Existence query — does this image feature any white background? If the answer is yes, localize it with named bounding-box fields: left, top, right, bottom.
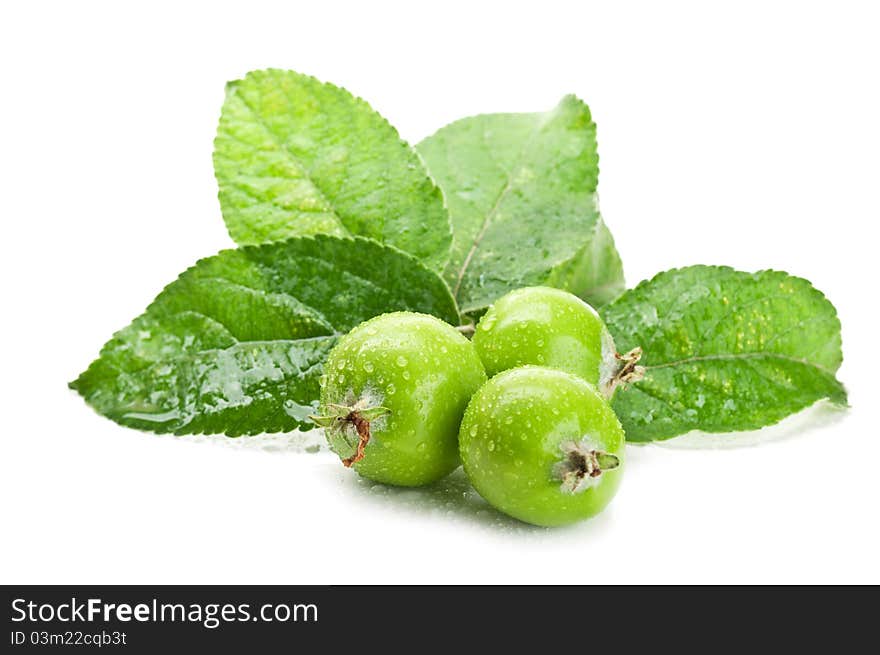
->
left=1, top=1, right=877, bottom=584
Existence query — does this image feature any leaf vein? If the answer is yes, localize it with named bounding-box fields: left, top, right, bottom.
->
left=451, top=118, right=543, bottom=299
left=231, top=90, right=341, bottom=223
left=645, top=351, right=836, bottom=376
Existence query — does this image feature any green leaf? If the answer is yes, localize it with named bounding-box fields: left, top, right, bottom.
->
left=214, top=69, right=452, bottom=271
left=600, top=266, right=846, bottom=442
left=71, top=235, right=459, bottom=436
left=416, top=95, right=625, bottom=314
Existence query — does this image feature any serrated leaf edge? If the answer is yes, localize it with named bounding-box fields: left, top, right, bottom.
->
left=69, top=235, right=461, bottom=436
left=214, top=68, right=453, bottom=271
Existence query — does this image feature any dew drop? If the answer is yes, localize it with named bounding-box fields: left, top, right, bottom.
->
left=396, top=355, right=408, bottom=367
left=363, top=361, right=374, bottom=373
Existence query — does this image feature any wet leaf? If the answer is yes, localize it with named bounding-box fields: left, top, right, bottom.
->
left=214, top=69, right=452, bottom=271
left=71, top=236, right=459, bottom=436
left=417, top=95, right=625, bottom=314
left=601, top=266, right=846, bottom=442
